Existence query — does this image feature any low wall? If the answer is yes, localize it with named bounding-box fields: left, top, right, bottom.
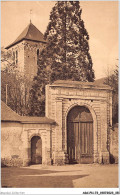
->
left=1, top=121, right=53, bottom=167
left=1, top=122, right=24, bottom=167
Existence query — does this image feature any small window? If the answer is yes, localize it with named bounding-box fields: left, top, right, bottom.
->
left=37, top=49, right=39, bottom=65
left=37, top=49, right=39, bottom=56
left=13, top=51, right=15, bottom=59
left=13, top=51, right=15, bottom=64
left=16, top=50, right=18, bottom=65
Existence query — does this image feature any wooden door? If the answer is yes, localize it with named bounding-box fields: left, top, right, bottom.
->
left=67, top=106, right=93, bottom=164
left=31, top=136, right=42, bottom=164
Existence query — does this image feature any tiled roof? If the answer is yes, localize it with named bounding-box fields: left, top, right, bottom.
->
left=20, top=116, right=55, bottom=124
left=52, top=79, right=112, bottom=90
left=1, top=101, right=21, bottom=122
left=5, top=22, right=47, bottom=49
left=1, top=101, right=55, bottom=124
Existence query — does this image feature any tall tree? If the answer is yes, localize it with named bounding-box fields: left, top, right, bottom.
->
left=29, top=1, right=95, bottom=116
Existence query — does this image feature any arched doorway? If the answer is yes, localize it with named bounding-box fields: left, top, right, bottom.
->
left=67, top=106, right=93, bottom=164
left=31, top=136, right=42, bottom=164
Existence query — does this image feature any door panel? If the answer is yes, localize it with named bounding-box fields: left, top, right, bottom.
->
left=67, top=106, right=93, bottom=164
left=80, top=122, right=93, bottom=163
left=31, top=136, right=42, bottom=164
left=67, top=122, right=75, bottom=163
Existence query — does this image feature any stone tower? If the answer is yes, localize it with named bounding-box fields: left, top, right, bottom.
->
left=5, top=22, right=47, bottom=80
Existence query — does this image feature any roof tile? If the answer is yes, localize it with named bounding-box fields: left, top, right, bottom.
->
left=1, top=101, right=55, bottom=124
left=5, top=22, right=47, bottom=49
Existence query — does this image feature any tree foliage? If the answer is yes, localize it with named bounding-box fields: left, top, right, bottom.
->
left=29, top=1, right=95, bottom=116
left=1, top=47, right=16, bottom=71
left=1, top=70, right=32, bottom=116
left=1, top=48, right=31, bottom=116
left=104, top=65, right=118, bottom=124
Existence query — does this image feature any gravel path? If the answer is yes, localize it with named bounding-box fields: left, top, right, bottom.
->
left=1, top=164, right=118, bottom=188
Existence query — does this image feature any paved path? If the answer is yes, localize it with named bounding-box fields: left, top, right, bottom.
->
left=1, top=164, right=118, bottom=188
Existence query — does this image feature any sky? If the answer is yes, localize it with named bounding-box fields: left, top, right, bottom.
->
left=1, top=1, right=119, bottom=79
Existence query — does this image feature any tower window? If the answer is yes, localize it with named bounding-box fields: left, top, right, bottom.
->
left=37, top=49, right=39, bottom=55
left=37, top=49, right=39, bottom=65
left=16, top=50, right=18, bottom=65
left=13, top=51, right=15, bottom=65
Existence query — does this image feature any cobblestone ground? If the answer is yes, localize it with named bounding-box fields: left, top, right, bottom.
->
left=1, top=164, right=118, bottom=188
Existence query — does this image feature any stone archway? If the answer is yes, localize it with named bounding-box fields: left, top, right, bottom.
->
left=31, top=136, right=42, bottom=164
left=46, top=80, right=112, bottom=164
left=67, top=105, right=93, bottom=164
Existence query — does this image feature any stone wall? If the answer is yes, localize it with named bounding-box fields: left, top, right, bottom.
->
left=8, top=40, right=46, bottom=80
left=1, top=122, right=24, bottom=167
left=1, top=121, right=53, bottom=167
left=8, top=42, right=25, bottom=73
left=110, top=123, right=118, bottom=163
left=24, top=40, right=46, bottom=80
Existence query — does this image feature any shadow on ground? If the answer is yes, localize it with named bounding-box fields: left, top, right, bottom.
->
left=1, top=167, right=88, bottom=188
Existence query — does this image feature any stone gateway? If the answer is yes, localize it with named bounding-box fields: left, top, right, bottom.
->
left=45, top=80, right=112, bottom=165
left=1, top=79, right=117, bottom=167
